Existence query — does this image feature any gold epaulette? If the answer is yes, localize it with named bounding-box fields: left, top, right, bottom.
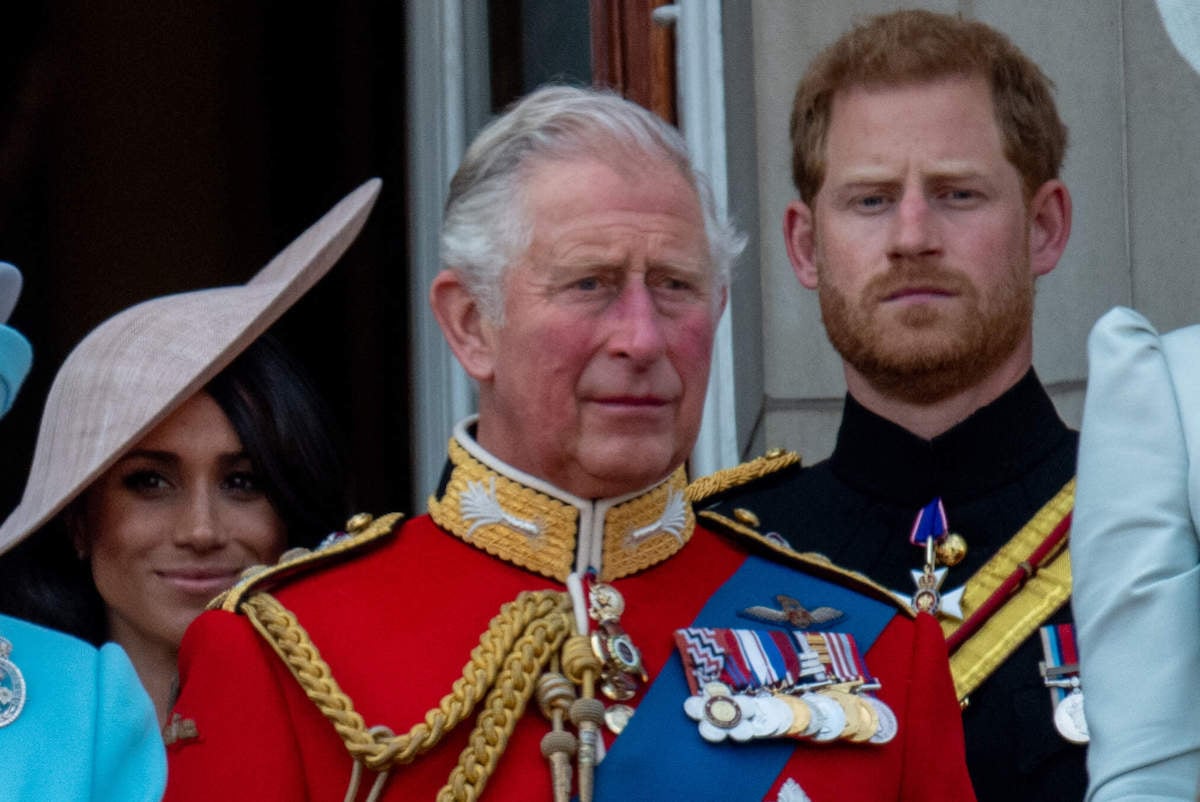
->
left=212, top=512, right=404, bottom=613
left=685, top=448, right=801, bottom=505
left=698, top=509, right=914, bottom=617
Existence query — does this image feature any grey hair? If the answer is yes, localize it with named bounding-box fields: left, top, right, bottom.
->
left=440, top=84, right=745, bottom=321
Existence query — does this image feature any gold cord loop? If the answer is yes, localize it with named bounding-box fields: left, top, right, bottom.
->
left=241, top=589, right=574, bottom=800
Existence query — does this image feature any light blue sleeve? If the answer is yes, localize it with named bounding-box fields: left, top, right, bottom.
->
left=0, top=615, right=164, bottom=802
left=1073, top=306, right=1200, bottom=802
left=92, top=643, right=166, bottom=802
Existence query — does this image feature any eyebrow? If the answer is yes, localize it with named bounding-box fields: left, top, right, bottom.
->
left=116, top=449, right=251, bottom=467
left=835, top=162, right=986, bottom=185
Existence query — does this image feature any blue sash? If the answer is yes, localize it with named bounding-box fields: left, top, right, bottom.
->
left=593, top=554, right=897, bottom=801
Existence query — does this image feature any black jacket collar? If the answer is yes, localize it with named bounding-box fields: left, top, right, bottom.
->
left=828, top=370, right=1072, bottom=507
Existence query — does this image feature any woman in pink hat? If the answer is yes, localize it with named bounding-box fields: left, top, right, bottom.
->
left=0, top=179, right=379, bottom=736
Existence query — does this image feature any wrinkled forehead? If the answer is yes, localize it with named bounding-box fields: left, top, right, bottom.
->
left=513, top=153, right=711, bottom=269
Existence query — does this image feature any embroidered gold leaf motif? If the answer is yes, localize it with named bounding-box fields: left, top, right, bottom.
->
left=461, top=476, right=542, bottom=539
left=626, top=488, right=688, bottom=546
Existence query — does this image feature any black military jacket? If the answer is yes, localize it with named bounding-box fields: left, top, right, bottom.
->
left=698, top=370, right=1084, bottom=802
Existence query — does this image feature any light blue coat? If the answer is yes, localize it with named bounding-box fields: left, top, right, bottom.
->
left=1074, top=307, right=1200, bottom=801
left=0, top=614, right=165, bottom=802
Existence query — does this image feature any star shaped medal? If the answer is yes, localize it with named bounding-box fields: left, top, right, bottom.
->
left=892, top=498, right=967, bottom=619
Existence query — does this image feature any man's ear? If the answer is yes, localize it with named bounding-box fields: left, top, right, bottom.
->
left=783, top=200, right=820, bottom=290
left=429, top=269, right=497, bottom=382
left=1027, top=179, right=1072, bottom=278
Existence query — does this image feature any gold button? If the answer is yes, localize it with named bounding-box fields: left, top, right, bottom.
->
left=733, top=507, right=760, bottom=527
left=345, top=512, right=374, bottom=533
left=764, top=447, right=785, bottom=459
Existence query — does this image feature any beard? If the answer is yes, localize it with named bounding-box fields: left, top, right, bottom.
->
left=818, top=256, right=1033, bottom=405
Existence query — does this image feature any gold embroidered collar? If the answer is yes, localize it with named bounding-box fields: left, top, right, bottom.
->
left=428, top=419, right=694, bottom=582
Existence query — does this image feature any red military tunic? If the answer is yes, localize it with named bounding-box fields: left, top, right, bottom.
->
left=165, top=431, right=975, bottom=802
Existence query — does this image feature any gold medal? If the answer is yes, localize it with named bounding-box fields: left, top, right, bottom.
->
left=775, top=693, right=813, bottom=738
left=849, top=692, right=879, bottom=743
left=588, top=582, right=625, bottom=620
left=824, top=682, right=878, bottom=742
left=820, top=688, right=865, bottom=741
left=704, top=695, right=742, bottom=729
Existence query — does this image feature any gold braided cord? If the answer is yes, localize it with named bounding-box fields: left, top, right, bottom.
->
left=241, top=589, right=573, bottom=781
left=437, top=603, right=574, bottom=802
left=685, top=449, right=801, bottom=504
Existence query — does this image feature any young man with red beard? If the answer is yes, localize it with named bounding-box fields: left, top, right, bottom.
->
left=696, top=10, right=1083, bottom=802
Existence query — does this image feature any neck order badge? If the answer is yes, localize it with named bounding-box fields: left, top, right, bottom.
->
left=897, top=498, right=967, bottom=619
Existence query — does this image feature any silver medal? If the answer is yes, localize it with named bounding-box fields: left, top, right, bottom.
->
left=750, top=694, right=794, bottom=738
left=863, top=696, right=898, bottom=744
left=604, top=703, right=635, bottom=735
left=796, top=694, right=824, bottom=738
left=1053, top=690, right=1089, bottom=745
left=0, top=636, right=27, bottom=728
left=803, top=692, right=846, bottom=743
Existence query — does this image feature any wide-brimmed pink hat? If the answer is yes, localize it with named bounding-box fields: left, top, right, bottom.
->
left=0, top=178, right=381, bottom=556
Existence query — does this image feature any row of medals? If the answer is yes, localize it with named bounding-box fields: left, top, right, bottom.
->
left=586, top=581, right=899, bottom=745
left=685, top=680, right=897, bottom=746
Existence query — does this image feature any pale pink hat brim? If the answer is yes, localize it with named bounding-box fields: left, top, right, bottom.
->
left=0, top=178, right=381, bottom=555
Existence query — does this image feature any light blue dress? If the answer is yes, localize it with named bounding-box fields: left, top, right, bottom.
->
left=0, top=614, right=165, bottom=802
left=1073, top=306, right=1200, bottom=801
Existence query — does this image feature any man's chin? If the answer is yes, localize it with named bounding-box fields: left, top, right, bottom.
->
left=855, top=341, right=1003, bottom=404
left=574, top=440, right=681, bottom=498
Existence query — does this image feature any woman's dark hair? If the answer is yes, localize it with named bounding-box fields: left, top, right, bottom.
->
left=206, top=334, right=350, bottom=550
left=0, top=333, right=350, bottom=645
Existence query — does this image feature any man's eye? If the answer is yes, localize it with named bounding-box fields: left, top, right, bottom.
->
left=657, top=276, right=695, bottom=292
left=575, top=276, right=600, bottom=291
left=854, top=195, right=889, bottom=211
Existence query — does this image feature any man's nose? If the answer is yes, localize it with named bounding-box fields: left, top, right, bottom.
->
left=607, top=282, right=668, bottom=363
left=887, top=190, right=941, bottom=260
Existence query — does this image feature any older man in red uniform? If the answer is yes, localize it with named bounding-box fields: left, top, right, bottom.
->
left=164, top=86, right=975, bottom=802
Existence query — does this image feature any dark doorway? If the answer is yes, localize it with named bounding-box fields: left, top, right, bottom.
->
left=0, top=2, right=410, bottom=518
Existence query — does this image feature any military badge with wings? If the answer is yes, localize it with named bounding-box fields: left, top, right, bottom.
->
left=738, top=595, right=845, bottom=630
